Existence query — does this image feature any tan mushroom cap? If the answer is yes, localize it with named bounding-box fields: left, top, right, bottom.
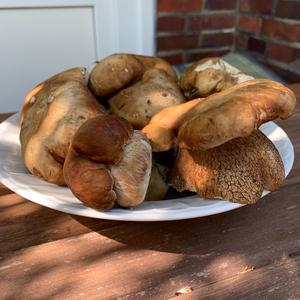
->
left=20, top=67, right=105, bottom=185
left=170, top=130, right=285, bottom=204
left=109, top=68, right=185, bottom=129
left=63, top=115, right=152, bottom=210
left=89, top=53, right=177, bottom=97
left=178, top=79, right=296, bottom=151
left=179, top=57, right=253, bottom=99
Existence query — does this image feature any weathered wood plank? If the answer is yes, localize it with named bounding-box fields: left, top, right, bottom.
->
left=0, top=182, right=13, bottom=196
left=0, top=181, right=300, bottom=300
left=172, top=254, right=300, bottom=300
left=0, top=193, right=122, bottom=255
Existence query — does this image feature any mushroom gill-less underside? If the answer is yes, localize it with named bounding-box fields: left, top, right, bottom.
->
left=170, top=130, right=285, bottom=204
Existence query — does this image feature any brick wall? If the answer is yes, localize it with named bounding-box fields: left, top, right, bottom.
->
left=156, top=0, right=237, bottom=64
left=156, top=0, right=300, bottom=82
left=236, top=0, right=300, bottom=82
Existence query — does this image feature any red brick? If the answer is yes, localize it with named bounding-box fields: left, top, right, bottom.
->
left=262, top=19, right=300, bottom=43
left=240, top=0, right=272, bottom=14
left=235, top=32, right=249, bottom=49
left=185, top=50, right=230, bottom=62
left=238, top=16, right=261, bottom=33
left=276, top=1, right=300, bottom=20
left=158, top=53, right=183, bottom=65
left=240, top=0, right=250, bottom=12
left=268, top=42, right=297, bottom=63
left=188, top=14, right=235, bottom=31
left=157, top=0, right=202, bottom=12
left=252, top=0, right=273, bottom=13
left=205, top=0, right=237, bottom=10
left=248, top=37, right=266, bottom=54
left=157, top=16, right=185, bottom=32
left=157, top=35, right=198, bottom=51
left=201, top=32, right=234, bottom=47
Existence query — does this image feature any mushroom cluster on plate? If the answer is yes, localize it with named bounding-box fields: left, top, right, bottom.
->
left=19, top=54, right=297, bottom=211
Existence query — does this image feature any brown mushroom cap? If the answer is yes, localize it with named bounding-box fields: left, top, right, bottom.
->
left=179, top=57, right=253, bottom=99
left=178, top=79, right=296, bottom=151
left=20, top=68, right=105, bottom=185
left=88, top=53, right=177, bottom=97
left=109, top=68, right=185, bottom=129
left=170, top=130, right=285, bottom=204
left=134, top=54, right=177, bottom=80
left=88, top=54, right=144, bottom=97
left=63, top=115, right=152, bottom=210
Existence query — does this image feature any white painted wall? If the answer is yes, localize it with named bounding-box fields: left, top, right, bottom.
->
left=0, top=0, right=155, bottom=112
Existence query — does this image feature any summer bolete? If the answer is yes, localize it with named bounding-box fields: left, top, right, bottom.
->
left=179, top=57, right=253, bottom=99
left=89, top=53, right=177, bottom=97
left=169, top=79, right=296, bottom=204
left=109, top=68, right=185, bottom=129
left=178, top=79, right=297, bottom=150
left=20, top=68, right=105, bottom=185
left=63, top=115, right=152, bottom=210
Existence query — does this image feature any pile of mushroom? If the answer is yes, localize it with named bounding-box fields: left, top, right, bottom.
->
left=20, top=54, right=297, bottom=210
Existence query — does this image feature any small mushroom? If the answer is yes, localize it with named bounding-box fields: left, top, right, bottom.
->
left=179, top=57, right=254, bottom=99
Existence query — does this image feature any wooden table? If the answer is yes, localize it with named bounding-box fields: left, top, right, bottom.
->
left=0, top=84, right=299, bottom=300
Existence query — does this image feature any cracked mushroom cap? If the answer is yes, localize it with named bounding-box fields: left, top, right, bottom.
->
left=178, top=79, right=296, bottom=151
left=20, top=67, right=106, bottom=185
left=170, top=130, right=285, bottom=204
left=179, top=57, right=254, bottom=99
left=88, top=53, right=177, bottom=97
left=109, top=68, right=185, bottom=129
left=63, top=115, right=152, bottom=210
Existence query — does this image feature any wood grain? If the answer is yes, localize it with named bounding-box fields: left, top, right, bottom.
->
left=0, top=84, right=299, bottom=299
left=173, top=254, right=300, bottom=300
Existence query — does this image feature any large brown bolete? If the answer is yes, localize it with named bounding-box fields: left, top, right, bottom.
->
left=63, top=115, right=152, bottom=210
left=178, top=79, right=296, bottom=150
left=169, top=79, right=296, bottom=204
left=89, top=53, right=177, bottom=97
left=109, top=68, right=185, bottom=129
left=20, top=68, right=105, bottom=185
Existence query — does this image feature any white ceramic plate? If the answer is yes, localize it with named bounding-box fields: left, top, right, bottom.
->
left=0, top=114, right=294, bottom=221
